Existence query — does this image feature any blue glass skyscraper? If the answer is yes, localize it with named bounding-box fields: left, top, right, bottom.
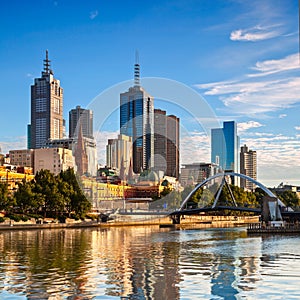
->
left=211, top=121, right=239, bottom=172
left=120, top=61, right=154, bottom=174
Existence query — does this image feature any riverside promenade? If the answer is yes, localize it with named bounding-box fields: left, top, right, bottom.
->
left=0, top=215, right=259, bottom=230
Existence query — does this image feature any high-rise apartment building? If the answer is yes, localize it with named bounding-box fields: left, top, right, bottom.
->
left=240, top=144, right=257, bottom=191
left=211, top=121, right=239, bottom=173
left=69, top=105, right=93, bottom=139
left=120, top=61, right=154, bottom=173
left=30, top=51, right=64, bottom=149
left=153, top=109, right=180, bottom=179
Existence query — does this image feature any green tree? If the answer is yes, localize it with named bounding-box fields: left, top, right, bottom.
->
left=14, top=179, right=40, bottom=214
left=0, top=182, right=15, bottom=212
left=34, top=169, right=64, bottom=217
left=278, top=190, right=299, bottom=208
left=58, top=168, right=91, bottom=218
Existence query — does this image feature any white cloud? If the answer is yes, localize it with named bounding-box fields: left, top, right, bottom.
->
left=196, top=53, right=300, bottom=115
left=295, top=126, right=300, bottom=131
left=240, top=131, right=300, bottom=186
left=249, top=53, right=300, bottom=77
left=230, top=25, right=281, bottom=42
left=237, top=121, right=264, bottom=134
left=89, top=10, right=98, bottom=20
left=0, top=136, right=27, bottom=154
left=180, top=132, right=210, bottom=165
left=279, top=114, right=287, bottom=119
left=94, top=130, right=118, bottom=165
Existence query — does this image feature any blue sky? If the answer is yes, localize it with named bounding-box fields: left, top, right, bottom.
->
left=0, top=0, right=299, bottom=187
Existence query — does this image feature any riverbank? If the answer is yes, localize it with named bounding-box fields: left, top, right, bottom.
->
left=0, top=215, right=259, bottom=230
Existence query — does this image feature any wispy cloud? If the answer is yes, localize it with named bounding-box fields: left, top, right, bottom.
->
left=0, top=136, right=27, bottom=154
left=240, top=131, right=300, bottom=185
left=230, top=24, right=281, bottom=42
left=249, top=53, right=300, bottom=77
left=89, top=10, right=98, bottom=20
left=196, top=53, right=300, bottom=115
left=94, top=130, right=118, bottom=165
left=180, top=132, right=210, bottom=164
left=279, top=114, right=287, bottom=119
left=295, top=126, right=300, bottom=131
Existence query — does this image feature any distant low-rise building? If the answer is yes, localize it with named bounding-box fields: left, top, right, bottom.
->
left=34, top=148, right=74, bottom=175
left=9, top=149, right=34, bottom=168
left=180, top=162, right=219, bottom=186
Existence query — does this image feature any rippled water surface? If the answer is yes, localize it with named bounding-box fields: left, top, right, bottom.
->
left=0, top=226, right=299, bottom=299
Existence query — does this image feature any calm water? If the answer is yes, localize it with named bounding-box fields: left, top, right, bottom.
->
left=0, top=226, right=299, bottom=299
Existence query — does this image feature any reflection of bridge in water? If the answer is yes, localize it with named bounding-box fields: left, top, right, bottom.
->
left=169, top=172, right=295, bottom=224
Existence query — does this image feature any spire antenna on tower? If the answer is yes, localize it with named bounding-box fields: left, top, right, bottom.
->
left=134, top=50, right=140, bottom=87
left=43, top=49, right=51, bottom=74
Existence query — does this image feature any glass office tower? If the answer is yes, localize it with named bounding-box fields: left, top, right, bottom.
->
left=120, top=62, right=154, bottom=174
left=211, top=121, right=239, bottom=173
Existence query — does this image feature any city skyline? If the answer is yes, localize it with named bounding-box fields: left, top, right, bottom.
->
left=0, top=0, right=299, bottom=187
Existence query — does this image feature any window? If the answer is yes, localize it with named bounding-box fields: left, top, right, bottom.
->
left=53, top=98, right=60, bottom=114
left=36, top=98, right=47, bottom=112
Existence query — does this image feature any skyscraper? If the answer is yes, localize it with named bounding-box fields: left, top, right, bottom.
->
left=120, top=59, right=154, bottom=174
left=240, top=144, right=257, bottom=191
left=166, top=114, right=180, bottom=179
left=153, top=109, right=180, bottom=179
left=211, top=121, right=239, bottom=173
left=30, top=50, right=63, bottom=149
left=69, top=105, right=93, bottom=139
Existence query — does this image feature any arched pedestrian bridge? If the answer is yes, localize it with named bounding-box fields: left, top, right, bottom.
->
left=169, top=172, right=286, bottom=224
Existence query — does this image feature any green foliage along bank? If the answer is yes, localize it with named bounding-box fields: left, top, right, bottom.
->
left=0, top=168, right=91, bottom=220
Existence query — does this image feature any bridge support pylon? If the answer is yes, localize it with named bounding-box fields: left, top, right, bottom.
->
left=171, top=214, right=181, bottom=224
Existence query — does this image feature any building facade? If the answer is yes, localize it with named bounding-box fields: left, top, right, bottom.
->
left=30, top=51, right=64, bottom=149
left=69, top=105, right=93, bottom=139
left=180, top=162, right=219, bottom=186
left=153, top=109, right=180, bottom=179
left=120, top=62, right=154, bottom=173
left=166, top=114, right=180, bottom=179
left=9, top=149, right=34, bottom=168
left=45, top=136, right=97, bottom=176
left=106, top=134, right=132, bottom=178
left=240, top=144, right=257, bottom=191
left=34, top=148, right=74, bottom=175
left=211, top=121, right=239, bottom=173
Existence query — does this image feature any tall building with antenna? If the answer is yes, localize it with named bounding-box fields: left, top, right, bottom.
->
left=120, top=53, right=154, bottom=174
left=30, top=50, right=64, bottom=149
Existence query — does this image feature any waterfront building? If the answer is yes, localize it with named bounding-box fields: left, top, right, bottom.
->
left=34, top=147, right=74, bottom=175
left=106, top=134, right=132, bottom=178
left=120, top=60, right=154, bottom=173
left=30, top=50, right=64, bottom=149
left=0, top=167, right=34, bottom=191
left=45, top=136, right=97, bottom=176
left=153, top=109, right=180, bottom=179
left=9, top=149, right=34, bottom=168
left=180, top=162, right=219, bottom=186
left=211, top=121, right=239, bottom=173
left=69, top=105, right=93, bottom=139
left=240, top=144, right=257, bottom=191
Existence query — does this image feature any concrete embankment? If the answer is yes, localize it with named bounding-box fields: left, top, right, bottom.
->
left=0, top=215, right=259, bottom=230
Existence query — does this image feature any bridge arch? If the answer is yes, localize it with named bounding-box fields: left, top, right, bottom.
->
left=179, top=172, right=285, bottom=211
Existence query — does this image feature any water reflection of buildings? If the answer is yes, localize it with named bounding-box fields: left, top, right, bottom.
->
left=0, top=228, right=267, bottom=299
left=208, top=233, right=262, bottom=298
left=90, top=227, right=181, bottom=299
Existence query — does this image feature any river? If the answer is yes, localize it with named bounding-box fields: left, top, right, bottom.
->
left=0, top=226, right=299, bottom=299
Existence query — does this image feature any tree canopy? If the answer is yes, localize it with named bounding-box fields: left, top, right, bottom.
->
left=11, top=168, right=91, bottom=219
